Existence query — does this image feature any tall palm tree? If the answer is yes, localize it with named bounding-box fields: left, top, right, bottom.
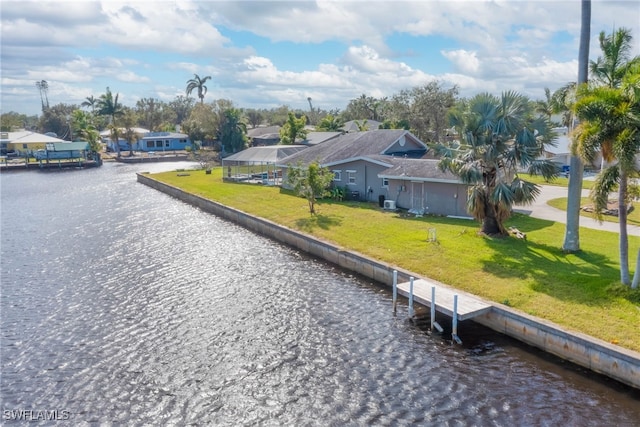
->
left=186, top=74, right=212, bottom=104
left=81, top=96, right=98, bottom=113
left=97, top=87, right=125, bottom=157
left=573, top=27, right=640, bottom=286
left=562, top=0, right=590, bottom=253
left=435, top=91, right=558, bottom=236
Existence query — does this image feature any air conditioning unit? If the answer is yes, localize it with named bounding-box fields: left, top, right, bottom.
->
left=383, top=200, right=396, bottom=210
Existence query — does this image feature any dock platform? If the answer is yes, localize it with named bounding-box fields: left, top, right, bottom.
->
left=396, top=278, right=491, bottom=321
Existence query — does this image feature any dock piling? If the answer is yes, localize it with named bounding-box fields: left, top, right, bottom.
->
left=408, top=276, right=415, bottom=318
left=452, top=294, right=462, bottom=344
left=431, top=286, right=443, bottom=333
left=392, top=270, right=398, bottom=314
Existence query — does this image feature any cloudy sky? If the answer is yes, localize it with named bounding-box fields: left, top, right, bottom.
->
left=1, top=0, right=639, bottom=117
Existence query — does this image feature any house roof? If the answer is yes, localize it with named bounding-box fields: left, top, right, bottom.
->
left=6, top=131, right=66, bottom=144
left=546, top=126, right=571, bottom=155
left=222, top=145, right=308, bottom=164
left=302, top=131, right=342, bottom=145
left=277, top=129, right=426, bottom=167
left=342, top=119, right=382, bottom=132
left=141, top=132, right=188, bottom=140
left=99, top=127, right=149, bottom=137
left=247, top=126, right=281, bottom=138
left=377, top=157, right=461, bottom=183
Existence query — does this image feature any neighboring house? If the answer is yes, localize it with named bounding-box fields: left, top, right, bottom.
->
left=5, top=131, right=66, bottom=155
left=248, top=126, right=281, bottom=146
left=138, top=132, right=192, bottom=152
left=541, top=127, right=572, bottom=169
left=341, top=119, right=382, bottom=133
left=101, top=127, right=150, bottom=152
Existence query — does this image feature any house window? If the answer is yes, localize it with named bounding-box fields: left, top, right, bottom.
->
left=333, top=170, right=342, bottom=181
left=155, top=141, right=163, bottom=148
left=165, top=140, right=170, bottom=147
left=347, top=170, right=356, bottom=185
left=382, top=178, right=389, bottom=188
left=146, top=141, right=154, bottom=148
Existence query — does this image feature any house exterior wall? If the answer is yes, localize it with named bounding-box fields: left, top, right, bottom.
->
left=385, top=179, right=469, bottom=217
left=138, top=136, right=192, bottom=152
left=330, top=160, right=388, bottom=202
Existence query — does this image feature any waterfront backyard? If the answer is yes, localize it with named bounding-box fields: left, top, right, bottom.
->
left=150, top=168, right=640, bottom=353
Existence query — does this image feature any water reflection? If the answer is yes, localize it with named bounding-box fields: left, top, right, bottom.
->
left=1, top=162, right=638, bottom=425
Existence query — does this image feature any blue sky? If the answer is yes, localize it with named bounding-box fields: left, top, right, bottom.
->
left=1, top=0, right=639, bottom=117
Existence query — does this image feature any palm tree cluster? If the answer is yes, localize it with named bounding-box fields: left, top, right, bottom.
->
left=572, top=28, right=640, bottom=287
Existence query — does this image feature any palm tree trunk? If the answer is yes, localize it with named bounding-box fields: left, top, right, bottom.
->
left=631, top=248, right=640, bottom=289
left=619, top=172, right=630, bottom=285
left=562, top=0, right=591, bottom=253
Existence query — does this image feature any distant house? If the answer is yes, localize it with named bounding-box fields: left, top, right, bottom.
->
left=301, top=131, right=343, bottom=145
left=248, top=126, right=281, bottom=146
left=5, top=131, right=66, bottom=155
left=341, top=119, right=382, bottom=133
left=138, top=132, right=192, bottom=152
left=101, top=127, right=150, bottom=152
left=33, top=141, right=91, bottom=161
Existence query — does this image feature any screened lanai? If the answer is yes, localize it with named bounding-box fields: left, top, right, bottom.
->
left=221, top=145, right=308, bottom=185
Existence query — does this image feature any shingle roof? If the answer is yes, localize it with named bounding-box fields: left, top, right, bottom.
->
left=378, top=157, right=460, bottom=182
left=223, top=145, right=307, bottom=164
left=278, top=129, right=424, bottom=167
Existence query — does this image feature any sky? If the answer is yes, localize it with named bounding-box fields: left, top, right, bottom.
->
left=1, top=0, right=639, bottom=117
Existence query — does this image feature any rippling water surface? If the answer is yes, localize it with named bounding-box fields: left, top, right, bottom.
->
left=1, top=162, right=639, bottom=426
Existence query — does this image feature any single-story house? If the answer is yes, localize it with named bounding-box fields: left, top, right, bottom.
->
left=138, top=132, right=192, bottom=152
left=5, top=131, right=67, bottom=155
left=101, top=127, right=150, bottom=152
left=248, top=126, right=281, bottom=146
left=276, top=130, right=467, bottom=216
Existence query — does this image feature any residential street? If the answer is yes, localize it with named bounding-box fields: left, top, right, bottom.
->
left=513, top=185, right=640, bottom=237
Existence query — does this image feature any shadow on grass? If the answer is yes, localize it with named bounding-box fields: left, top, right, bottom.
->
left=295, top=214, right=343, bottom=232
left=480, top=237, right=620, bottom=306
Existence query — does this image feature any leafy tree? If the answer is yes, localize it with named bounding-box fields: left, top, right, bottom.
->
left=218, top=108, right=248, bottom=153
left=286, top=161, right=335, bottom=214
left=37, top=103, right=77, bottom=138
left=135, top=98, right=164, bottom=131
left=1, top=112, right=37, bottom=131
left=435, top=92, right=558, bottom=236
left=97, top=87, right=125, bottom=157
left=405, top=82, right=459, bottom=142
left=120, top=108, right=141, bottom=156
left=315, top=114, right=344, bottom=131
left=168, top=95, right=195, bottom=126
left=186, top=74, right=211, bottom=104
left=573, top=31, right=640, bottom=286
left=245, top=108, right=264, bottom=128
left=380, top=118, right=411, bottom=130
left=70, top=109, right=101, bottom=152
left=182, top=103, right=217, bottom=149
left=280, top=112, right=308, bottom=144
left=563, top=0, right=591, bottom=253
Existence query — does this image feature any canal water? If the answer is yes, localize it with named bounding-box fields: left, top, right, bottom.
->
left=1, top=162, right=639, bottom=426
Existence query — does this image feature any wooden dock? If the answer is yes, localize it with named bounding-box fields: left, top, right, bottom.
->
left=393, top=273, right=492, bottom=343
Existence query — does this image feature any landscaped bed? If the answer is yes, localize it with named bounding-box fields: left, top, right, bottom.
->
left=151, top=167, right=640, bottom=353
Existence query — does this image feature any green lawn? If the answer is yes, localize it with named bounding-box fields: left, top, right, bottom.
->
left=519, top=172, right=595, bottom=190
left=149, top=167, right=640, bottom=352
left=548, top=197, right=640, bottom=227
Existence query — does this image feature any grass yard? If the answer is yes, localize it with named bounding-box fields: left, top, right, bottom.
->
left=518, top=172, right=595, bottom=190
left=547, top=197, right=640, bottom=227
left=150, top=167, right=640, bottom=352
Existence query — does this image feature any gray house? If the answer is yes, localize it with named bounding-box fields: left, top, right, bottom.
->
left=278, top=129, right=469, bottom=216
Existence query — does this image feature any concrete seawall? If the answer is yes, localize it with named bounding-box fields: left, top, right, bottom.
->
left=137, top=173, right=640, bottom=390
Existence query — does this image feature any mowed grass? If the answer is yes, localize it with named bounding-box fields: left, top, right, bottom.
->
left=150, top=167, right=640, bottom=352
left=518, top=172, right=595, bottom=190
left=548, top=197, right=640, bottom=227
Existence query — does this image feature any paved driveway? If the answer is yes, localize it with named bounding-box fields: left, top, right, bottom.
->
left=513, top=185, right=640, bottom=237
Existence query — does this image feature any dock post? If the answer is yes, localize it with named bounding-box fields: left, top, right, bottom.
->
left=431, top=286, right=436, bottom=329
left=452, top=294, right=462, bottom=344
left=408, top=276, right=414, bottom=318
left=431, top=286, right=443, bottom=333
left=392, top=270, right=398, bottom=313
